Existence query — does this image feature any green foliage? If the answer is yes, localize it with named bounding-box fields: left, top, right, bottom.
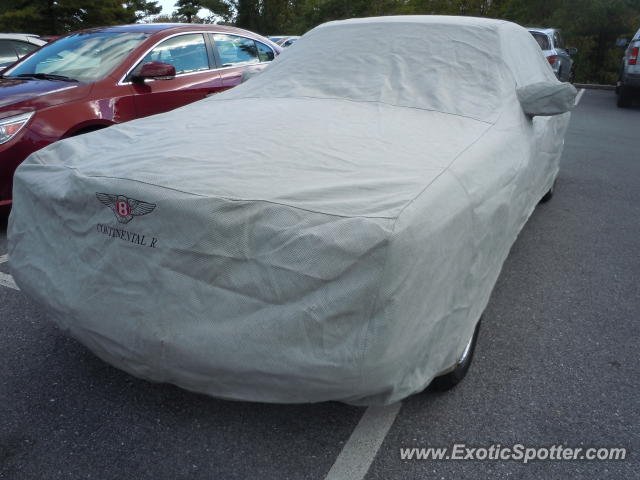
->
left=125, top=0, right=162, bottom=22
left=1, top=0, right=639, bottom=82
left=175, top=0, right=200, bottom=22
left=200, top=0, right=234, bottom=21
left=164, top=0, right=233, bottom=23
left=0, top=0, right=161, bottom=34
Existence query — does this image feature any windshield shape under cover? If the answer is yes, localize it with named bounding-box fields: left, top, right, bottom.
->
left=225, top=19, right=513, bottom=123
left=7, top=32, right=149, bottom=83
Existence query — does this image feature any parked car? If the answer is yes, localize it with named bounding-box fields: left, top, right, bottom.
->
left=268, top=35, right=287, bottom=43
left=528, top=28, right=577, bottom=82
left=276, top=36, right=300, bottom=47
left=9, top=16, right=575, bottom=406
left=0, top=23, right=281, bottom=207
left=616, top=27, right=640, bottom=107
left=0, top=33, right=47, bottom=69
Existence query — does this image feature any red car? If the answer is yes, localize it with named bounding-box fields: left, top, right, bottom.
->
left=0, top=24, right=281, bottom=207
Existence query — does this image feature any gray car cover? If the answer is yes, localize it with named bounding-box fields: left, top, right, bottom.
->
left=517, top=81, right=577, bottom=116
left=8, top=16, right=574, bottom=405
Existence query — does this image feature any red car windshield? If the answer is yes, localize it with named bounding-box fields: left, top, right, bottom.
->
left=5, top=32, right=149, bottom=83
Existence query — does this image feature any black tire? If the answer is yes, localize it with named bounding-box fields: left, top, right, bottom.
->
left=431, top=318, right=481, bottom=391
left=617, top=86, right=632, bottom=108
left=0, top=206, right=9, bottom=231
left=539, top=180, right=556, bottom=203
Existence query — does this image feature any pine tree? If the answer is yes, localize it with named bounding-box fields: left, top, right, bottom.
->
left=125, top=0, right=162, bottom=22
left=175, top=0, right=200, bottom=22
left=0, top=0, right=161, bottom=34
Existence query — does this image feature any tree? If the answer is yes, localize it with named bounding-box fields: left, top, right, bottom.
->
left=201, top=0, right=234, bottom=21
left=150, top=13, right=184, bottom=22
left=548, top=0, right=640, bottom=83
left=0, top=0, right=161, bottom=34
left=234, top=0, right=261, bottom=31
left=173, top=0, right=233, bottom=23
left=175, top=0, right=200, bottom=22
left=124, top=0, right=162, bottom=22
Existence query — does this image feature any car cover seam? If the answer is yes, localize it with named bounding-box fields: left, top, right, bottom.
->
left=210, top=95, right=495, bottom=125
left=390, top=120, right=497, bottom=224
left=50, top=166, right=401, bottom=220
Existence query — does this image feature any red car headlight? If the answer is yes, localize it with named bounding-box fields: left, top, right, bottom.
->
left=0, top=112, right=34, bottom=145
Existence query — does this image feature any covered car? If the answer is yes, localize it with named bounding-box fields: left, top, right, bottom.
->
left=8, top=16, right=576, bottom=406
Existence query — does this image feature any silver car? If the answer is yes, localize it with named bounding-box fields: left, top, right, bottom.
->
left=616, top=27, right=640, bottom=107
left=267, top=35, right=287, bottom=44
left=0, top=33, right=47, bottom=69
left=529, top=28, right=577, bottom=82
left=276, top=36, right=300, bottom=47
left=268, top=35, right=300, bottom=48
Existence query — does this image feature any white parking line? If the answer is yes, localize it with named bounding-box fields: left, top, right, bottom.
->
left=575, top=88, right=585, bottom=106
left=0, top=272, right=19, bottom=290
left=324, top=403, right=401, bottom=480
left=0, top=253, right=19, bottom=290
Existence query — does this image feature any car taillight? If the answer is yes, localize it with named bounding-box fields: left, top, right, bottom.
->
left=547, top=55, right=558, bottom=66
left=629, top=46, right=639, bottom=65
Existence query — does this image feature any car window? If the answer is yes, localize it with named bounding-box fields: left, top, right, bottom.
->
left=553, top=32, right=564, bottom=49
left=11, top=40, right=39, bottom=58
left=0, top=40, right=18, bottom=67
left=135, top=33, right=209, bottom=76
left=213, top=34, right=259, bottom=67
left=5, top=32, right=149, bottom=82
left=530, top=33, right=550, bottom=50
left=283, top=38, right=297, bottom=47
left=256, top=41, right=274, bottom=62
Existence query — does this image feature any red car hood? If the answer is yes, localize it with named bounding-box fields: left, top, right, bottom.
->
left=0, top=77, right=91, bottom=117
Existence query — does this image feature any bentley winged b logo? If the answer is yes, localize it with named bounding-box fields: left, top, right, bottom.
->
left=96, top=193, right=156, bottom=224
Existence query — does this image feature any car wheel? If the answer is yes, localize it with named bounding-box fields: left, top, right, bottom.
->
left=617, top=86, right=632, bottom=108
left=431, top=318, right=481, bottom=391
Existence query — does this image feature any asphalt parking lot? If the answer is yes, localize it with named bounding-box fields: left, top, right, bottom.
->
left=1, top=89, right=639, bottom=479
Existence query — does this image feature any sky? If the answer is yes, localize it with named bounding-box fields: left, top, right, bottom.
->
left=154, top=0, right=213, bottom=19
left=157, top=0, right=176, bottom=15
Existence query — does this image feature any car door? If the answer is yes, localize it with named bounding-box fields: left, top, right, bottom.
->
left=210, top=34, right=275, bottom=90
left=553, top=31, right=572, bottom=82
left=530, top=114, right=563, bottom=193
left=127, top=33, right=223, bottom=118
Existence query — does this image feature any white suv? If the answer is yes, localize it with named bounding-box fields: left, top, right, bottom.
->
left=0, top=33, right=47, bottom=69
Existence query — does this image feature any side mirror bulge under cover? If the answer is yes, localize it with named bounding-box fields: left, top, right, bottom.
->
left=517, top=81, right=577, bottom=116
